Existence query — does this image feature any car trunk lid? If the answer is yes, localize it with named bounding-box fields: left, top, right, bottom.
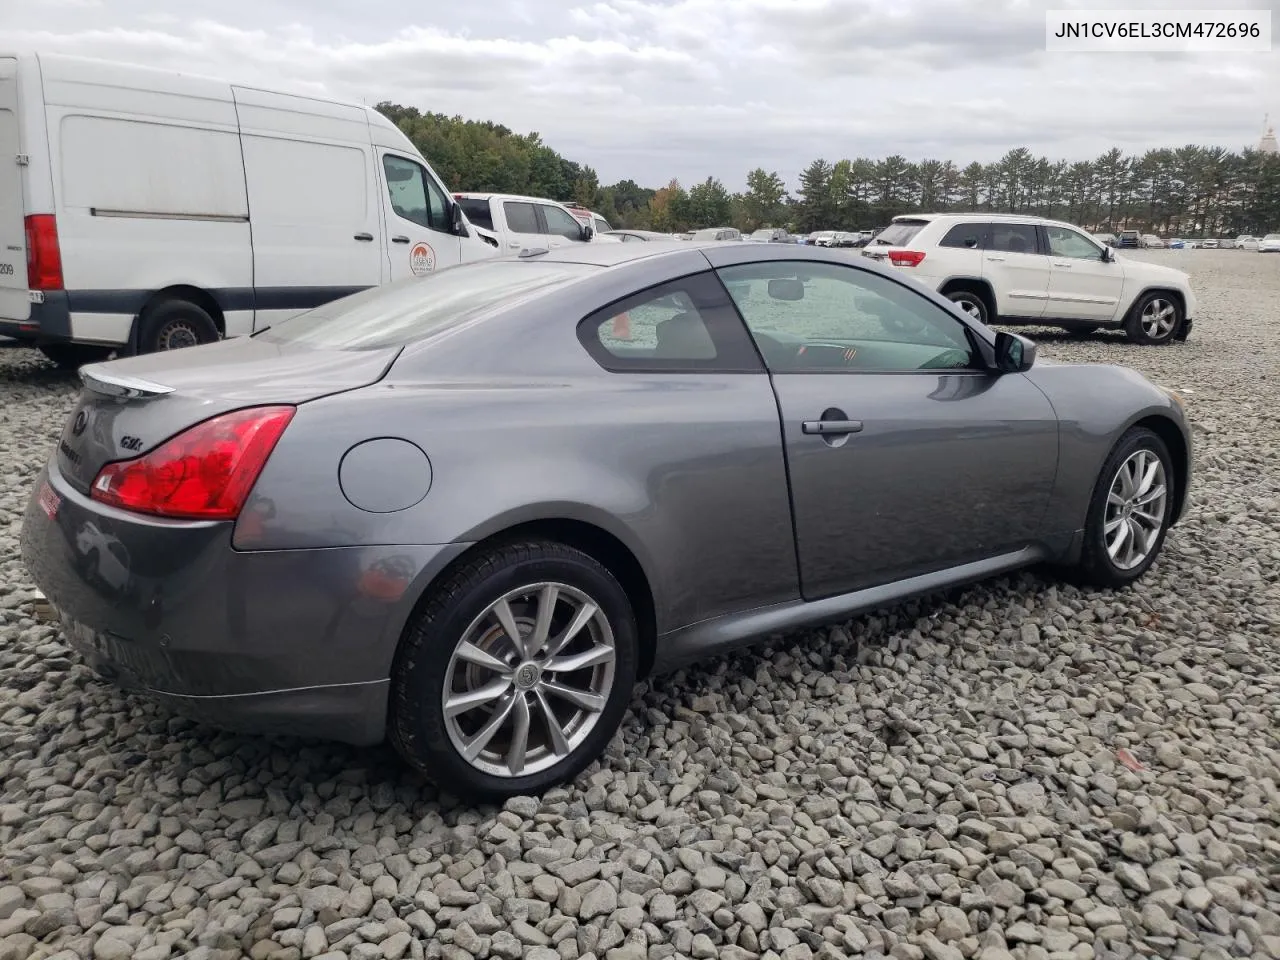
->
left=55, top=336, right=400, bottom=495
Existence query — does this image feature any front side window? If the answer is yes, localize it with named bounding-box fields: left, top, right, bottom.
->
left=989, top=223, right=1039, bottom=255
left=541, top=204, right=586, bottom=241
left=577, top=273, right=761, bottom=372
left=383, top=155, right=448, bottom=232
left=504, top=201, right=540, bottom=234
left=717, top=261, right=978, bottom=373
left=1046, top=225, right=1103, bottom=260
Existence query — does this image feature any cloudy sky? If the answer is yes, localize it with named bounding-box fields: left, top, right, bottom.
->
left=6, top=0, right=1278, bottom=190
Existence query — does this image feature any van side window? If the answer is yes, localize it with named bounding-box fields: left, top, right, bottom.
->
left=383, top=155, right=449, bottom=233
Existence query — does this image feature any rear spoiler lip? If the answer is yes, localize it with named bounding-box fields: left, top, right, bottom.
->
left=79, top=365, right=175, bottom=399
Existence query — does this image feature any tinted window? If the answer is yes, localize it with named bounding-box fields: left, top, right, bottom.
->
left=457, top=197, right=494, bottom=231
left=872, top=220, right=929, bottom=246
left=1046, top=225, right=1103, bottom=260
left=593, top=216, right=612, bottom=232
left=989, top=223, right=1038, bottom=254
left=541, top=204, right=585, bottom=240
left=383, top=155, right=448, bottom=232
left=504, top=201, right=539, bottom=233
left=717, top=261, right=977, bottom=373
left=577, top=273, right=762, bottom=373
left=257, top=261, right=590, bottom=350
left=939, top=223, right=986, bottom=249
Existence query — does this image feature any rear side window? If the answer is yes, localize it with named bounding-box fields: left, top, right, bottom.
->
left=989, top=223, right=1039, bottom=254
left=873, top=219, right=929, bottom=246
left=577, top=272, right=762, bottom=373
left=457, top=198, right=494, bottom=231
left=939, top=223, right=987, bottom=249
left=257, top=260, right=591, bottom=350
left=504, top=201, right=539, bottom=233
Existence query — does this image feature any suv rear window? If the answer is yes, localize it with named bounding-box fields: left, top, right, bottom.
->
left=256, top=260, right=591, bottom=350
left=456, top=198, right=494, bottom=231
left=939, top=223, right=986, bottom=249
left=1119, top=230, right=1140, bottom=239
left=871, top=219, right=928, bottom=246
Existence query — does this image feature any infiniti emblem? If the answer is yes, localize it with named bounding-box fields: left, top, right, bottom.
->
left=72, top=410, right=88, bottom=436
left=514, top=663, right=540, bottom=689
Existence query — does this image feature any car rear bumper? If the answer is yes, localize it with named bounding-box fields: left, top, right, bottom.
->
left=20, top=461, right=469, bottom=746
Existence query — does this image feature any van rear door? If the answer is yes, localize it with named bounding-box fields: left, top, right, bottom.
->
left=0, top=57, right=29, bottom=323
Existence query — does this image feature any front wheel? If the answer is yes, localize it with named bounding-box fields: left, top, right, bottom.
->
left=1125, top=293, right=1182, bottom=345
left=1076, top=427, right=1175, bottom=588
left=389, top=541, right=638, bottom=802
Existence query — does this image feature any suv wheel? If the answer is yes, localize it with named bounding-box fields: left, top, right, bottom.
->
left=1125, top=292, right=1182, bottom=345
left=946, top=290, right=989, bottom=324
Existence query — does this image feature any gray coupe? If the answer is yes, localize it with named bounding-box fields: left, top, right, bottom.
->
left=21, top=241, right=1192, bottom=801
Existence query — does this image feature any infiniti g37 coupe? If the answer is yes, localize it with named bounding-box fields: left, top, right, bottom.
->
left=21, top=241, right=1192, bottom=801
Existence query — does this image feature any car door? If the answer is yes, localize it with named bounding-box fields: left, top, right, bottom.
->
left=1041, top=224, right=1125, bottom=321
left=377, top=152, right=463, bottom=281
left=707, top=247, right=1060, bottom=601
left=537, top=203, right=589, bottom=247
left=982, top=222, right=1049, bottom=319
left=499, top=200, right=543, bottom=253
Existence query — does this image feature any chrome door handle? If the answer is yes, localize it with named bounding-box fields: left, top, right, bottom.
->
left=802, top=419, right=863, bottom=436
left=1052, top=261, right=1072, bottom=267
left=507, top=241, right=522, bottom=248
left=985, top=256, right=1005, bottom=262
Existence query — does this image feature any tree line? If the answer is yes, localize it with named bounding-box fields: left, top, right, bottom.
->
left=377, top=102, right=1280, bottom=237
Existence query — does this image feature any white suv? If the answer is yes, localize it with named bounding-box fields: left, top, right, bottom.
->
left=863, top=214, right=1197, bottom=344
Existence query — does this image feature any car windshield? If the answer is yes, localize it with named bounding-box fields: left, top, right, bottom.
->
left=255, top=260, right=592, bottom=350
left=872, top=220, right=928, bottom=246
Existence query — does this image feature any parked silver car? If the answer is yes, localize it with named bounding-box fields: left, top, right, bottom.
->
left=22, top=242, right=1192, bottom=800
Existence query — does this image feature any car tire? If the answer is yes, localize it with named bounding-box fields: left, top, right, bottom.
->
left=389, top=540, right=638, bottom=802
left=946, top=289, right=989, bottom=324
left=138, top=299, right=220, bottom=354
left=1124, top=292, right=1182, bottom=345
left=1075, top=427, right=1175, bottom=589
left=39, top=344, right=115, bottom=369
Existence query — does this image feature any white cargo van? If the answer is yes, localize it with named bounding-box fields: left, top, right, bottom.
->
left=453, top=192, right=621, bottom=254
left=0, top=52, right=494, bottom=366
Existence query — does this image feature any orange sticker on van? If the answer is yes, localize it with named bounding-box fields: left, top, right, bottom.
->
left=410, top=242, right=436, bottom=276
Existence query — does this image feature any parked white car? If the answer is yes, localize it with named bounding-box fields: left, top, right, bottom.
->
left=1236, top=235, right=1261, bottom=251
left=689, top=227, right=742, bottom=241
left=0, top=51, right=495, bottom=366
left=453, top=193, right=620, bottom=254
left=863, top=213, right=1197, bottom=344
left=562, top=202, right=615, bottom=236
left=1141, top=234, right=1166, bottom=248
left=1260, top=234, right=1280, bottom=253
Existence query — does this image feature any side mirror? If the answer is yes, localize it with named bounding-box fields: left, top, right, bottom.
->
left=1101, top=245, right=1113, bottom=262
left=449, top=202, right=468, bottom=237
left=993, top=331, right=1036, bottom=373
left=768, top=278, right=805, bottom=301
left=581, top=224, right=594, bottom=242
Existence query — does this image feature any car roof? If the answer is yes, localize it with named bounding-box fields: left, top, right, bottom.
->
left=455, top=192, right=574, bottom=205
left=893, top=212, right=1109, bottom=232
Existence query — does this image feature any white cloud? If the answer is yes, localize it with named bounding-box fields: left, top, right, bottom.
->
left=3, top=0, right=1276, bottom=189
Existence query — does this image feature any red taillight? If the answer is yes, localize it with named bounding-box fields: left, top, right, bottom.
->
left=25, top=215, right=64, bottom=290
left=888, top=250, right=926, bottom=267
left=90, top=406, right=295, bottom=520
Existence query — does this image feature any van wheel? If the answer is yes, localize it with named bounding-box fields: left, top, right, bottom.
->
left=138, top=299, right=220, bottom=354
left=39, top=344, right=115, bottom=370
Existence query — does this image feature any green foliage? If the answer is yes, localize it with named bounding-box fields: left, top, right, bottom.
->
left=376, top=102, right=1280, bottom=235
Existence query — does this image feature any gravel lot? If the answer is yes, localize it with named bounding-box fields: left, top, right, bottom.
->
left=1, top=250, right=1278, bottom=960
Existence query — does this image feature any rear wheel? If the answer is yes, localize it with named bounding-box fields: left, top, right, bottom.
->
left=946, top=289, right=989, bottom=324
left=390, top=540, right=638, bottom=802
left=138, top=299, right=220, bottom=354
left=1124, top=293, right=1182, bottom=345
left=1076, top=427, right=1175, bottom=588
left=39, top=344, right=115, bottom=369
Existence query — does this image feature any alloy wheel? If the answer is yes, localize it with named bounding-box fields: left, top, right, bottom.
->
left=1103, top=449, right=1168, bottom=570
left=1139, top=298, right=1178, bottom=340
left=442, top=582, right=616, bottom=778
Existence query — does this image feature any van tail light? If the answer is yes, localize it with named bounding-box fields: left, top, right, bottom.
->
left=888, top=250, right=926, bottom=267
left=90, top=406, right=295, bottom=520
left=25, top=215, right=64, bottom=290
